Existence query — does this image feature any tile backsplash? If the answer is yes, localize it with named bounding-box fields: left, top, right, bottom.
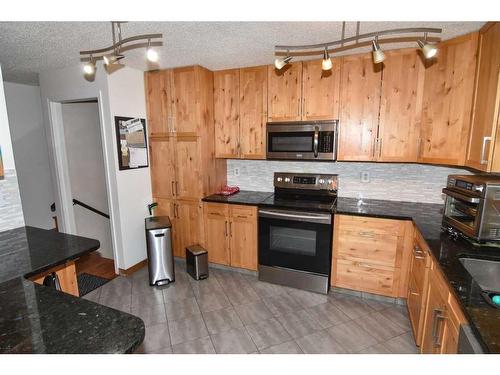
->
left=0, top=169, right=25, bottom=231
left=227, top=160, right=472, bottom=204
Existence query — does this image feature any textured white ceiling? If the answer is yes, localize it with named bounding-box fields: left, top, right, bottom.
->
left=0, top=21, right=484, bottom=85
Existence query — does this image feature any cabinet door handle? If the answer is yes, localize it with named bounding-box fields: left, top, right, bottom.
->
left=413, top=246, right=426, bottom=259
left=171, top=181, right=176, bottom=196
left=432, top=308, right=446, bottom=348
left=358, top=230, right=375, bottom=237
left=480, top=136, right=492, bottom=165
left=224, top=221, right=228, bottom=237
left=229, top=221, right=233, bottom=237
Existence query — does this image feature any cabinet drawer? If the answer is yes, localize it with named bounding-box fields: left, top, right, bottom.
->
left=336, top=230, right=399, bottom=267
left=205, top=203, right=229, bottom=218
left=336, top=215, right=404, bottom=236
left=230, top=205, right=257, bottom=219
left=334, top=259, right=396, bottom=297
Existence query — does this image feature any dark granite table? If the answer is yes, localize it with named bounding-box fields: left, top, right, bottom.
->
left=0, top=226, right=145, bottom=354
left=203, top=191, right=500, bottom=353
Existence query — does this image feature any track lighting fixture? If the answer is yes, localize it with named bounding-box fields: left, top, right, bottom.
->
left=372, top=37, right=385, bottom=64
left=80, top=22, right=163, bottom=76
left=274, top=24, right=442, bottom=67
left=417, top=34, right=438, bottom=59
left=274, top=52, right=292, bottom=70
left=322, top=47, right=332, bottom=71
left=103, top=53, right=125, bottom=66
left=83, top=57, right=96, bottom=76
left=146, top=39, right=159, bottom=62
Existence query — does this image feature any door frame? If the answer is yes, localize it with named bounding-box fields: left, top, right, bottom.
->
left=46, top=92, right=120, bottom=273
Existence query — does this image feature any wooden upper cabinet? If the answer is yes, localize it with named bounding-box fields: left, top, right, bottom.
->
left=302, top=58, right=341, bottom=120
left=145, top=70, right=168, bottom=135
left=174, top=136, right=203, bottom=200
left=466, top=23, right=500, bottom=171
left=378, top=49, right=425, bottom=162
left=239, top=66, right=267, bottom=159
left=420, top=32, right=479, bottom=165
left=149, top=137, right=176, bottom=199
left=171, top=66, right=199, bottom=134
left=338, top=53, right=382, bottom=161
left=267, top=62, right=303, bottom=121
left=214, top=69, right=240, bottom=158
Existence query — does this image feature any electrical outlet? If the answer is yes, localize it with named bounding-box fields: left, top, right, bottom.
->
left=361, top=171, right=370, bottom=183
left=234, top=167, right=240, bottom=177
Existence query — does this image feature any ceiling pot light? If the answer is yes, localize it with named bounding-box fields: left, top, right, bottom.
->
left=146, top=39, right=159, bottom=62
left=274, top=54, right=292, bottom=70
left=322, top=48, right=332, bottom=71
left=418, top=39, right=438, bottom=59
left=83, top=58, right=96, bottom=75
left=372, top=38, right=385, bottom=64
left=103, top=53, right=124, bottom=66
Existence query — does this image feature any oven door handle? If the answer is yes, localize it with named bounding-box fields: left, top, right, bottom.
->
left=313, top=126, right=319, bottom=158
left=259, top=209, right=331, bottom=224
left=442, top=188, right=481, bottom=204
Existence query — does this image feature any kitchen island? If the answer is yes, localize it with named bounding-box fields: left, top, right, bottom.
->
left=0, top=226, right=145, bottom=354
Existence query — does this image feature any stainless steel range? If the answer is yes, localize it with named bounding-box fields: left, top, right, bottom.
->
left=258, top=172, right=337, bottom=294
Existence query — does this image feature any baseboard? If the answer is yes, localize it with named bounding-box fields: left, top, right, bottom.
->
left=119, top=259, right=148, bottom=276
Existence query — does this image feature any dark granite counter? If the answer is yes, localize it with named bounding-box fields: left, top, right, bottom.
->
left=202, top=190, right=273, bottom=206
left=0, top=226, right=145, bottom=354
left=202, top=191, right=500, bottom=353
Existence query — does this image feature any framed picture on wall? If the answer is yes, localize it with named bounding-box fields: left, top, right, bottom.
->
left=114, top=116, right=149, bottom=171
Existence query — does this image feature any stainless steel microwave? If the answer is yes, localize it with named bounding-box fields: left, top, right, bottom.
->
left=266, top=120, right=338, bottom=161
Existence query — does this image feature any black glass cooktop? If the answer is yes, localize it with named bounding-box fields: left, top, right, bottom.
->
left=260, top=194, right=337, bottom=213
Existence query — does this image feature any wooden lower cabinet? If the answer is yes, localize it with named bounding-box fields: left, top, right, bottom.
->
left=155, top=198, right=203, bottom=258
left=204, top=203, right=257, bottom=271
left=419, top=251, right=468, bottom=354
left=30, top=261, right=79, bottom=297
left=331, top=214, right=411, bottom=298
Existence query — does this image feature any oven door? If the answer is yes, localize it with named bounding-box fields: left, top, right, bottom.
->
left=442, top=188, right=483, bottom=238
left=258, top=208, right=332, bottom=275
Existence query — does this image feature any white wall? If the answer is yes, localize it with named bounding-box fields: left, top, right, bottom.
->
left=0, top=65, right=25, bottom=231
left=62, top=102, right=114, bottom=259
left=3, top=82, right=54, bottom=229
left=107, top=67, right=152, bottom=269
left=39, top=64, right=151, bottom=271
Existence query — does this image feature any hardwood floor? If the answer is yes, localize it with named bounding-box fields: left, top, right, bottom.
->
left=76, top=252, right=117, bottom=280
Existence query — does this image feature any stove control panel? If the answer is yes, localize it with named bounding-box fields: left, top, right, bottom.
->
left=274, top=172, right=338, bottom=191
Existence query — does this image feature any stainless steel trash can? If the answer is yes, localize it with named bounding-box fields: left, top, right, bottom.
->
left=145, top=216, right=175, bottom=286
left=186, top=245, right=208, bottom=280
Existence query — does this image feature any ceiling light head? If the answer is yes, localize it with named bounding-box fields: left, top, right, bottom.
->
left=417, top=39, right=438, bottom=59
left=146, top=39, right=159, bottom=63
left=274, top=53, right=292, bottom=70
left=83, top=57, right=96, bottom=76
left=372, top=38, right=385, bottom=64
left=103, top=53, right=124, bottom=66
left=322, top=48, right=332, bottom=71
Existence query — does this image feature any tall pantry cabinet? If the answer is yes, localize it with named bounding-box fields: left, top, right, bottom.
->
left=145, top=65, right=226, bottom=257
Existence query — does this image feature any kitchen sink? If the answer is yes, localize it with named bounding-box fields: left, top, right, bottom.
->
left=459, top=257, right=500, bottom=292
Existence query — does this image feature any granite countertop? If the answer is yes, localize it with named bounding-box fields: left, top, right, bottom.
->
left=0, top=226, right=145, bottom=354
left=203, top=191, right=500, bottom=353
left=202, top=190, right=274, bottom=206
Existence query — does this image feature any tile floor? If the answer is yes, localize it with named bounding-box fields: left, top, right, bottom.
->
left=83, top=265, right=418, bottom=354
